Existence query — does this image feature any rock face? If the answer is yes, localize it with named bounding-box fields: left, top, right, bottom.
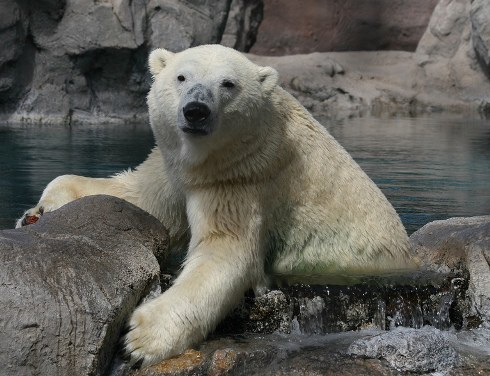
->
left=348, top=327, right=459, bottom=373
left=250, top=0, right=490, bottom=120
left=251, top=0, right=439, bottom=55
left=0, top=195, right=169, bottom=376
left=0, top=0, right=262, bottom=125
left=3, top=0, right=490, bottom=123
left=471, top=0, right=490, bottom=75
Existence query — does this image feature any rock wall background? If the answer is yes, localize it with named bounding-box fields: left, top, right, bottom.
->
left=251, top=0, right=439, bottom=55
left=1, top=0, right=490, bottom=123
left=0, top=0, right=262, bottom=124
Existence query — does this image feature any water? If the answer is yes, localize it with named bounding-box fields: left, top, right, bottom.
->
left=322, top=116, right=490, bottom=233
left=0, top=116, right=489, bottom=231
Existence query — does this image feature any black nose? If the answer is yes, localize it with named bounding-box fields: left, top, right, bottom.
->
left=183, top=102, right=211, bottom=124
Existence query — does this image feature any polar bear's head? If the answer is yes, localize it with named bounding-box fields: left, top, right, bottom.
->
left=147, top=45, right=279, bottom=165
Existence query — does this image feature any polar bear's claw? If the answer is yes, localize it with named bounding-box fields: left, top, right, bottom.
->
left=17, top=206, right=44, bottom=228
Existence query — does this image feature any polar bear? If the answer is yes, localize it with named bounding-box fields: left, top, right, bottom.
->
left=17, top=44, right=416, bottom=366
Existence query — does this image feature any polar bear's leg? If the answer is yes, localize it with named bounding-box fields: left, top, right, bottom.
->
left=125, top=188, right=263, bottom=366
left=125, top=236, right=260, bottom=366
left=16, top=174, right=126, bottom=228
left=16, top=148, right=187, bottom=237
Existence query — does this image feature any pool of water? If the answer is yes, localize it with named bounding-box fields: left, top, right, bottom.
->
left=1, top=116, right=489, bottom=233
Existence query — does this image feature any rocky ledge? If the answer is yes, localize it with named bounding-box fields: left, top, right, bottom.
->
left=1, top=195, right=489, bottom=375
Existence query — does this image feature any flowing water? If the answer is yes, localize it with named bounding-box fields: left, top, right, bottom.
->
left=0, top=116, right=489, bottom=231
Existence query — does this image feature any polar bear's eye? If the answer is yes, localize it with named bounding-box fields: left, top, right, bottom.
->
left=177, top=75, right=186, bottom=82
left=221, top=80, right=235, bottom=89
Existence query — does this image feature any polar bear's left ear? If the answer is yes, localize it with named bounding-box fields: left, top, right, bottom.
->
left=258, top=66, right=279, bottom=94
left=149, top=48, right=175, bottom=77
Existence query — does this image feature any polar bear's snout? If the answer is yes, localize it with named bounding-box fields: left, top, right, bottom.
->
left=179, top=84, right=215, bottom=136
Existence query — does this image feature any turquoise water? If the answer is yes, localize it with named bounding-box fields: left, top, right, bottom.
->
left=1, top=117, right=489, bottom=233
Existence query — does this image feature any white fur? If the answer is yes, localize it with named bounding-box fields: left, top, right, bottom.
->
left=17, top=45, right=417, bottom=366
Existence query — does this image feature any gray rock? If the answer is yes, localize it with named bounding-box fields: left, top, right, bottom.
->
left=0, top=195, right=169, bottom=376
left=249, top=0, right=490, bottom=120
left=411, top=216, right=490, bottom=327
left=471, top=0, right=490, bottom=75
left=221, top=0, right=263, bottom=52
left=146, top=0, right=231, bottom=52
left=0, top=0, right=263, bottom=125
left=0, top=0, right=29, bottom=107
left=347, top=327, right=459, bottom=373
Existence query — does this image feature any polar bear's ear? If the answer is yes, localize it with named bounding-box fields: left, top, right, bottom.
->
left=258, top=66, right=279, bottom=94
left=149, top=48, right=175, bottom=76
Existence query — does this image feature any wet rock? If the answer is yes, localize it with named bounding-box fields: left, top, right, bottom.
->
left=411, top=216, right=490, bottom=328
left=0, top=195, right=169, bottom=376
left=348, top=327, right=459, bottom=373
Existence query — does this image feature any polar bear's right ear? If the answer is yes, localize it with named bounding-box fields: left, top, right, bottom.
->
left=149, top=48, right=175, bottom=76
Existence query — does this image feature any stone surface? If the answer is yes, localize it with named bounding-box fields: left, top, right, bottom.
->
left=348, top=327, right=459, bottom=373
left=4, top=0, right=490, bottom=123
left=221, top=0, right=263, bottom=52
left=411, top=216, right=490, bottom=327
left=0, top=195, right=169, bottom=376
left=251, top=0, right=439, bottom=56
left=127, top=328, right=490, bottom=376
left=471, top=0, right=490, bottom=75
left=249, top=0, right=490, bottom=120
left=0, top=0, right=262, bottom=125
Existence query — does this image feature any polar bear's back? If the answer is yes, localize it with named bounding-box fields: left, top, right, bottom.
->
left=265, top=89, right=414, bottom=279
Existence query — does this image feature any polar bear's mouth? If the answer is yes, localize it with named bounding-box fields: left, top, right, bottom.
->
left=181, top=127, right=209, bottom=136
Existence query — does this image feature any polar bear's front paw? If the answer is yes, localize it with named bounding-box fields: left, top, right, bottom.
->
left=124, top=298, right=190, bottom=367
left=16, top=206, right=45, bottom=228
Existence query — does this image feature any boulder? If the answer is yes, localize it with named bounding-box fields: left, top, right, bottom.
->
left=0, top=195, right=169, bottom=376
left=348, top=327, right=459, bottom=373
left=411, top=216, right=490, bottom=327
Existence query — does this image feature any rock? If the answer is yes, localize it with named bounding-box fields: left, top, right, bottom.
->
left=130, top=332, right=405, bottom=376
left=348, top=327, right=459, bottom=373
left=146, top=0, right=230, bottom=52
left=130, top=328, right=489, bottom=375
left=251, top=0, right=439, bottom=55
left=249, top=0, right=490, bottom=120
left=411, top=216, right=490, bottom=327
left=471, top=0, right=490, bottom=75
left=221, top=0, right=263, bottom=52
left=0, top=195, right=169, bottom=376
left=0, top=0, right=30, bottom=108
left=0, top=0, right=263, bottom=125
